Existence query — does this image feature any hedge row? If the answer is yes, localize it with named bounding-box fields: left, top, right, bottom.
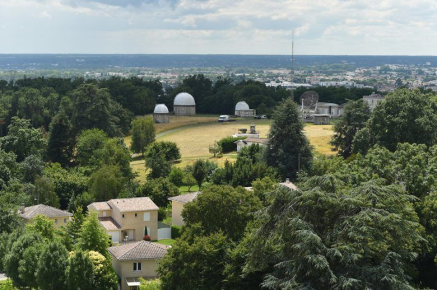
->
left=217, top=136, right=247, bottom=153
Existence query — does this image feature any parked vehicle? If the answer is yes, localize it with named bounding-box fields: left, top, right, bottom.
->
left=261, top=115, right=268, bottom=119
left=218, top=115, right=230, bottom=122
left=254, top=115, right=261, bottom=119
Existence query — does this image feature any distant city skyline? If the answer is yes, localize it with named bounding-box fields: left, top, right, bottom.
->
left=0, top=0, right=436, bottom=55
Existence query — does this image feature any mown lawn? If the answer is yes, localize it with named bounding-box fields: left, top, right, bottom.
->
left=156, top=239, right=177, bottom=246
left=128, top=116, right=336, bottom=182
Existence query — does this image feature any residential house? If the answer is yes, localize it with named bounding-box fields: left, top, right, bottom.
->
left=168, top=192, right=202, bottom=226
left=108, top=240, right=168, bottom=290
left=19, top=204, right=72, bottom=229
left=88, top=197, right=159, bottom=243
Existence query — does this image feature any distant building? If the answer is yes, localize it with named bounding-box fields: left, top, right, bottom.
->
left=363, top=92, right=384, bottom=111
left=235, top=101, right=256, bottom=117
left=173, top=92, right=196, bottom=116
left=313, top=114, right=331, bottom=125
left=232, top=124, right=260, bottom=138
left=108, top=240, right=168, bottom=290
left=19, top=204, right=72, bottom=229
left=316, top=102, right=340, bottom=117
left=153, top=104, right=169, bottom=124
left=299, top=91, right=343, bottom=123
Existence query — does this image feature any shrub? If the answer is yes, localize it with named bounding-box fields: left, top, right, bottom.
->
left=171, top=226, right=181, bottom=239
left=143, top=235, right=151, bottom=241
left=217, top=136, right=246, bottom=153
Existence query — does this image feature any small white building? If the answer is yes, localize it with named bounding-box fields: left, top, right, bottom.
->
left=316, top=102, right=340, bottom=118
left=363, top=92, right=384, bottom=111
left=235, top=101, right=256, bottom=117
left=153, top=104, right=169, bottom=124
left=235, top=137, right=268, bottom=153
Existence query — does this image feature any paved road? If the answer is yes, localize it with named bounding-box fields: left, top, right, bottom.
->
left=0, top=273, right=7, bottom=281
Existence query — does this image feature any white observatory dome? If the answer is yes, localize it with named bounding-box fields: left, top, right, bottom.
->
left=235, top=101, right=250, bottom=111
left=174, top=92, right=196, bottom=106
left=154, top=104, right=169, bottom=114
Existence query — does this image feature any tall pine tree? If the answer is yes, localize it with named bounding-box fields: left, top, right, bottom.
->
left=265, top=98, right=312, bottom=179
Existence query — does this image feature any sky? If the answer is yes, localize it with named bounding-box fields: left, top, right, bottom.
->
left=0, top=0, right=436, bottom=55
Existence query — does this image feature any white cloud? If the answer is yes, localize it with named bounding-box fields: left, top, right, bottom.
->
left=38, top=11, right=52, bottom=18
left=0, top=0, right=436, bottom=54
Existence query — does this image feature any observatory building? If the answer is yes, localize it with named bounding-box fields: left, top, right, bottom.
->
left=235, top=101, right=256, bottom=117
left=363, top=92, right=384, bottom=111
left=174, top=92, right=196, bottom=116
left=300, top=91, right=344, bottom=124
left=153, top=104, right=170, bottom=124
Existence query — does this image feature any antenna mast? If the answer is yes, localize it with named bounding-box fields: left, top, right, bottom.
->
left=291, top=30, right=294, bottom=82
left=290, top=30, right=295, bottom=100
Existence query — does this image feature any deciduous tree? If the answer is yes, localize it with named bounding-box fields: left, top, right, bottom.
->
left=77, top=211, right=110, bottom=258
left=130, top=117, right=155, bottom=155
left=331, top=99, right=371, bottom=158
left=36, top=241, right=68, bottom=290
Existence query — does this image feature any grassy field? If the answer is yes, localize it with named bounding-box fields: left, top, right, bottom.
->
left=157, top=118, right=271, bottom=167
left=303, top=124, right=336, bottom=156
left=125, top=115, right=217, bottom=149
left=128, top=116, right=336, bottom=182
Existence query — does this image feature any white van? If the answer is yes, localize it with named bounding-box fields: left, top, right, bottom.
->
left=218, top=115, right=230, bottom=122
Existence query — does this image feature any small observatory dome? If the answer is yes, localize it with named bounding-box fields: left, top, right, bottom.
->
left=154, top=104, right=169, bottom=114
left=174, top=92, right=196, bottom=106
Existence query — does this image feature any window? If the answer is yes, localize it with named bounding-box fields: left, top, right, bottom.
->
left=64, top=218, right=67, bottom=223
left=122, top=214, right=125, bottom=218
left=103, top=211, right=107, bottom=217
left=133, top=262, right=142, bottom=271
left=54, top=219, right=58, bottom=224
left=143, top=212, right=150, bottom=221
left=135, top=213, right=138, bottom=217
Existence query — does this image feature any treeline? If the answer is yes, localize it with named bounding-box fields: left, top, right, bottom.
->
left=0, top=75, right=290, bottom=137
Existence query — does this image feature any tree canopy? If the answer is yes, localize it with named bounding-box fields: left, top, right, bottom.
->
left=353, top=89, right=437, bottom=154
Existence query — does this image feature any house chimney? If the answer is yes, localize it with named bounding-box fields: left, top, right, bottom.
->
left=20, top=203, right=25, bottom=214
left=286, top=178, right=290, bottom=183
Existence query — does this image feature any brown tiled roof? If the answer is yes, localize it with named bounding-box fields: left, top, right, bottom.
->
left=98, top=217, right=121, bottom=231
left=168, top=192, right=201, bottom=204
left=88, top=202, right=112, bottom=211
left=108, top=241, right=168, bottom=261
left=20, top=204, right=72, bottom=220
left=108, top=197, right=159, bottom=213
